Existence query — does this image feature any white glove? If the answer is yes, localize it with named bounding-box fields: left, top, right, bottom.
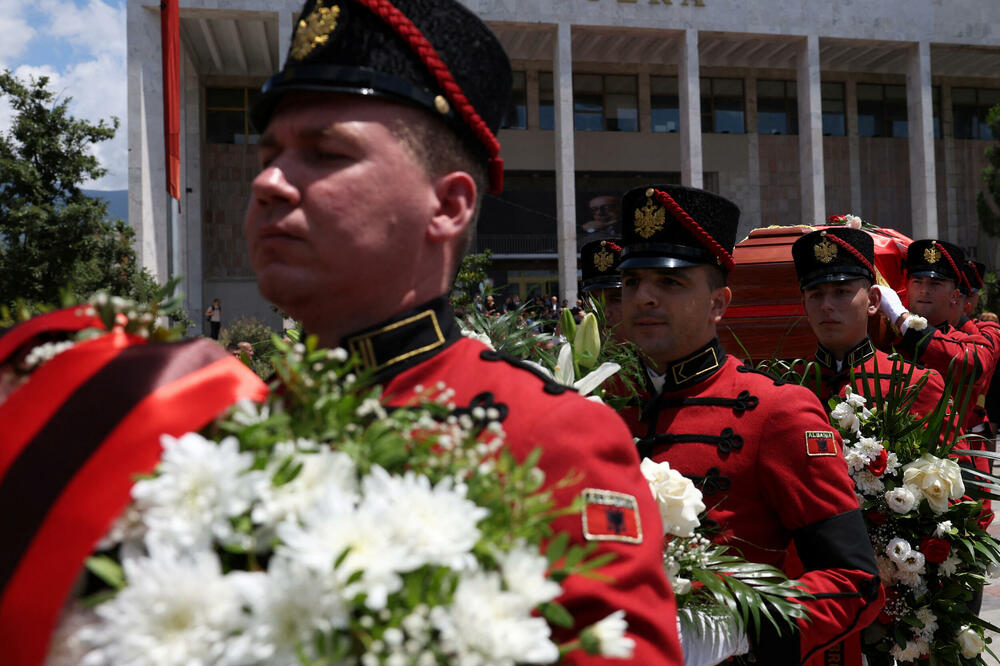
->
left=678, top=615, right=750, bottom=666
left=874, top=285, right=908, bottom=327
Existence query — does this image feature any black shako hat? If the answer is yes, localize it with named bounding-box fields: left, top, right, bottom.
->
left=906, top=239, right=970, bottom=291
left=580, top=238, right=623, bottom=291
left=250, top=0, right=512, bottom=193
left=618, top=185, right=740, bottom=271
left=792, top=227, right=876, bottom=290
left=964, top=260, right=986, bottom=294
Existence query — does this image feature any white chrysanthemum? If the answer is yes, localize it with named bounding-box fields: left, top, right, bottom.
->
left=432, top=570, right=558, bottom=664
left=915, top=608, right=938, bottom=639
left=226, top=556, right=349, bottom=664
left=132, top=434, right=261, bottom=552
left=73, top=549, right=244, bottom=666
left=884, top=451, right=902, bottom=477
left=855, top=436, right=882, bottom=457
left=640, top=458, right=705, bottom=537
left=252, top=443, right=358, bottom=530
left=499, top=544, right=562, bottom=609
left=939, top=553, right=962, bottom=577
left=276, top=486, right=411, bottom=610
left=585, top=611, right=635, bottom=659
left=831, top=402, right=861, bottom=432
left=854, top=470, right=885, bottom=495
left=361, top=467, right=488, bottom=571
left=895, top=569, right=925, bottom=589
left=885, top=485, right=919, bottom=514
left=229, top=399, right=271, bottom=427
left=460, top=328, right=495, bottom=351
left=844, top=447, right=868, bottom=473
left=934, top=521, right=953, bottom=537
left=97, top=504, right=146, bottom=559
left=890, top=638, right=928, bottom=662
left=46, top=603, right=99, bottom=666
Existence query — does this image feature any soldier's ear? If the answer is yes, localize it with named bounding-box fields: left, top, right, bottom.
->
left=709, top=285, right=732, bottom=324
left=426, top=170, right=476, bottom=244
left=867, top=284, right=881, bottom=316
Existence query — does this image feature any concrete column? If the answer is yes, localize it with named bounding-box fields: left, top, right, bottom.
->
left=127, top=2, right=169, bottom=283
left=679, top=29, right=703, bottom=188
left=526, top=69, right=540, bottom=130
left=797, top=34, right=825, bottom=225
left=638, top=70, right=652, bottom=134
left=846, top=77, right=862, bottom=214
left=942, top=84, right=959, bottom=242
left=181, top=45, right=203, bottom=327
left=907, top=41, right=938, bottom=239
left=278, top=9, right=293, bottom=69
left=554, top=22, right=578, bottom=304
left=744, top=75, right=762, bottom=236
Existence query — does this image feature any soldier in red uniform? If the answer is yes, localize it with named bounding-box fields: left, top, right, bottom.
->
left=615, top=184, right=883, bottom=665
left=244, top=1, right=682, bottom=663
left=954, top=260, right=1000, bottom=438
left=580, top=238, right=624, bottom=334
left=791, top=227, right=946, bottom=417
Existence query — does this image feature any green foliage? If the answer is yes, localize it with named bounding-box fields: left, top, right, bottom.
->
left=460, top=303, right=554, bottom=360
left=450, top=250, right=492, bottom=313
left=0, top=70, right=157, bottom=311
left=219, top=316, right=279, bottom=378
left=977, top=104, right=1000, bottom=237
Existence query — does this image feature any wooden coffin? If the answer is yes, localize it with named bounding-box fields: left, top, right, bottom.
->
left=718, top=225, right=912, bottom=361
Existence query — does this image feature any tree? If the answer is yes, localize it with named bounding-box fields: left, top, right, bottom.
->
left=977, top=104, right=1000, bottom=237
left=0, top=70, right=157, bottom=311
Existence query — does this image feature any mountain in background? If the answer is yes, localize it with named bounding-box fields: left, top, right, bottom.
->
left=83, top=189, right=128, bottom=223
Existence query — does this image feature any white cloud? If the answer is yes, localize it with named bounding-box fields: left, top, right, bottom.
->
left=0, top=0, right=36, bottom=66
left=1, top=1, right=127, bottom=190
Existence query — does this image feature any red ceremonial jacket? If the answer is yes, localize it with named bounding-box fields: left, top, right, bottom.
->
left=801, top=338, right=947, bottom=420
left=344, top=297, right=683, bottom=666
left=958, top=317, right=1000, bottom=434
left=613, top=339, right=884, bottom=665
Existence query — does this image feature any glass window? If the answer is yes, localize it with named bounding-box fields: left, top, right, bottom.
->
left=502, top=71, right=527, bottom=129
left=701, top=78, right=745, bottom=134
left=821, top=82, right=846, bottom=136
left=757, top=79, right=797, bottom=135
left=205, top=87, right=260, bottom=144
left=953, top=87, right=1000, bottom=140
left=857, top=83, right=908, bottom=138
left=572, top=74, right=638, bottom=132
left=539, top=72, right=554, bottom=130
left=651, top=76, right=679, bottom=133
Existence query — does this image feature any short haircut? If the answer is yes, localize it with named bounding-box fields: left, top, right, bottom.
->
left=706, top=266, right=729, bottom=291
left=389, top=112, right=486, bottom=256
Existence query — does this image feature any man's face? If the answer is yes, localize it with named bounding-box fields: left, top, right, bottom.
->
left=622, top=266, right=730, bottom=369
left=588, top=195, right=620, bottom=228
left=802, top=279, right=875, bottom=357
left=907, top=275, right=959, bottom=325
left=245, top=93, right=437, bottom=333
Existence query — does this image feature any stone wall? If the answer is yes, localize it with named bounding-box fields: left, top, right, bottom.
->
left=202, top=143, right=256, bottom=279
left=859, top=138, right=911, bottom=236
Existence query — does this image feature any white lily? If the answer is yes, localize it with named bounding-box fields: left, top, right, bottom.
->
left=524, top=344, right=620, bottom=402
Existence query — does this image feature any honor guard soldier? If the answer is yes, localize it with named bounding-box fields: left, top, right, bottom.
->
left=955, top=260, right=1000, bottom=437
left=613, top=185, right=883, bottom=665
left=245, top=1, right=682, bottom=663
left=792, top=227, right=947, bottom=418
left=580, top=238, right=624, bottom=332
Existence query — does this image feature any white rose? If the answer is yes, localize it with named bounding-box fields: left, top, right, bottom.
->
left=884, top=485, right=919, bottom=514
left=957, top=626, right=986, bottom=658
left=886, top=537, right=911, bottom=564
left=897, top=550, right=925, bottom=574
left=640, top=458, right=705, bottom=537
left=845, top=214, right=863, bottom=229
left=902, top=454, right=965, bottom=514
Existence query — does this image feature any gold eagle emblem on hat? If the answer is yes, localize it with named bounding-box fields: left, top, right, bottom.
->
left=290, top=2, right=341, bottom=61
left=594, top=246, right=615, bottom=272
left=924, top=246, right=941, bottom=264
left=814, top=238, right=838, bottom=264
left=635, top=196, right=665, bottom=240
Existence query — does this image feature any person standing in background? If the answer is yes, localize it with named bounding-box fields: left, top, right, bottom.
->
left=205, top=298, right=222, bottom=340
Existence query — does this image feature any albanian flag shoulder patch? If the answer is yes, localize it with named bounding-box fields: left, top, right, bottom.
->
left=581, top=488, right=643, bottom=544
left=805, top=430, right=838, bottom=457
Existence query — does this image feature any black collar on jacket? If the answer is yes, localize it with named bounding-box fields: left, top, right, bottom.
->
left=655, top=338, right=727, bottom=393
left=342, top=296, right=461, bottom=385
left=813, top=338, right=875, bottom=371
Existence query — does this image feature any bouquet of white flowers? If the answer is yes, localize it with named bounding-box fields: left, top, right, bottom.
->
left=828, top=356, right=1000, bottom=665
left=27, top=300, right=632, bottom=665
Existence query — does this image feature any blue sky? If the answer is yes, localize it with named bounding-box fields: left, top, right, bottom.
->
left=0, top=0, right=127, bottom=190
